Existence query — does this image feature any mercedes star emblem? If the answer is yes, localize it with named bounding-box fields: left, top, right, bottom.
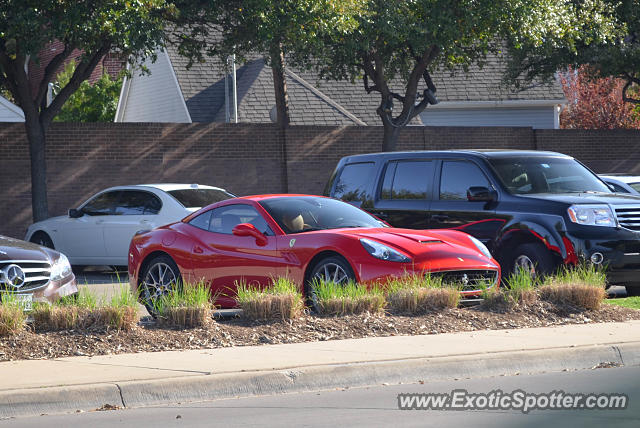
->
left=2, top=264, right=26, bottom=289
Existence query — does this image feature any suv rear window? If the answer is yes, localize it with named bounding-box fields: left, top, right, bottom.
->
left=332, top=162, right=376, bottom=204
left=168, top=189, right=234, bottom=208
left=381, top=160, right=433, bottom=200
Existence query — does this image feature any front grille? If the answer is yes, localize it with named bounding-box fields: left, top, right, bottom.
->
left=615, top=207, right=640, bottom=231
left=0, top=259, right=51, bottom=292
left=432, top=269, right=498, bottom=291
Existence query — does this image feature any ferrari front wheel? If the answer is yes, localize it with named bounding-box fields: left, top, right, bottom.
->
left=307, top=255, right=355, bottom=312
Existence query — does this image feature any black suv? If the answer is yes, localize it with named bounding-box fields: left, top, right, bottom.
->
left=325, top=150, right=640, bottom=295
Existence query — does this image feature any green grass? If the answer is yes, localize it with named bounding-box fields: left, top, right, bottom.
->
left=311, top=279, right=385, bottom=315
left=0, top=293, right=27, bottom=336
left=386, top=273, right=445, bottom=292
left=385, top=274, right=460, bottom=313
left=544, top=263, right=607, bottom=288
left=236, top=277, right=300, bottom=300
left=152, top=281, right=213, bottom=327
left=502, top=269, right=538, bottom=305
left=605, top=297, right=640, bottom=310
left=236, top=277, right=304, bottom=320
left=57, top=285, right=98, bottom=308
left=32, top=285, right=139, bottom=331
left=539, top=263, right=607, bottom=310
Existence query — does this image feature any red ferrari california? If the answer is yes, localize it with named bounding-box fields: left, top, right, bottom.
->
left=128, top=195, right=500, bottom=311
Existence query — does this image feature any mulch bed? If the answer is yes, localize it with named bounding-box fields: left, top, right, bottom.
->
left=1, top=301, right=639, bottom=362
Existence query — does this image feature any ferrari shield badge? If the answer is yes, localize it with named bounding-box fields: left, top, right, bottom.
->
left=289, top=239, right=296, bottom=248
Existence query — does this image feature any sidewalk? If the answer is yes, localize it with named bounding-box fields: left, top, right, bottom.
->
left=1, top=321, right=640, bottom=417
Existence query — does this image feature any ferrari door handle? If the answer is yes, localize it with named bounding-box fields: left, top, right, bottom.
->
left=193, top=246, right=204, bottom=254
left=431, top=214, right=449, bottom=222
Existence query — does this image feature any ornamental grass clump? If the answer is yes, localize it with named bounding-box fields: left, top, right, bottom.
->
left=97, top=285, right=139, bottom=330
left=311, top=279, right=385, bottom=316
left=539, top=264, right=607, bottom=310
left=31, top=287, right=96, bottom=331
left=155, top=282, right=213, bottom=328
left=504, top=269, right=538, bottom=305
left=236, top=277, right=304, bottom=320
left=32, top=286, right=139, bottom=331
left=386, top=273, right=460, bottom=314
left=0, top=293, right=27, bottom=337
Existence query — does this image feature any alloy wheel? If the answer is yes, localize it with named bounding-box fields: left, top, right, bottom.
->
left=142, top=262, right=178, bottom=304
left=313, top=262, right=350, bottom=284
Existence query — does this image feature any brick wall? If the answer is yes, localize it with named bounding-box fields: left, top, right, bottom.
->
left=1, top=122, right=640, bottom=239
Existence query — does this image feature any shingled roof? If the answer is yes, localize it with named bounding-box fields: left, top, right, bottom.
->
left=165, top=43, right=565, bottom=126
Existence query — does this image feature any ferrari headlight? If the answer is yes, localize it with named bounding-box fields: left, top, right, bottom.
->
left=360, top=238, right=410, bottom=262
left=469, top=235, right=492, bottom=259
left=50, top=253, right=72, bottom=281
left=567, top=205, right=615, bottom=227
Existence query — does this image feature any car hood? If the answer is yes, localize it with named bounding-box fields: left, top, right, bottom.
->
left=518, top=192, right=640, bottom=205
left=336, top=228, right=497, bottom=270
left=0, top=235, right=53, bottom=262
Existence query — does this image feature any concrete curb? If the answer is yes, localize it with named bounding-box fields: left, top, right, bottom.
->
left=2, top=341, right=639, bottom=418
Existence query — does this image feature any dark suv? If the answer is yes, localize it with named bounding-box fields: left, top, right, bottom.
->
left=325, top=150, right=640, bottom=295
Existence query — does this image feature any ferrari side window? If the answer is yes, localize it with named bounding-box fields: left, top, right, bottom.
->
left=188, top=210, right=212, bottom=231
left=209, top=205, right=273, bottom=235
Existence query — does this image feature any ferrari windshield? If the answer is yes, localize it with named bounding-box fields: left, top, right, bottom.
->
left=489, top=157, right=612, bottom=195
left=259, top=196, right=386, bottom=234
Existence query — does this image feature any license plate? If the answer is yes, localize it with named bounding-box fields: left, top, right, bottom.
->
left=16, top=294, right=33, bottom=311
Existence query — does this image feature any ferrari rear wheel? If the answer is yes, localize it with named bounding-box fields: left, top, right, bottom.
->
left=307, top=255, right=355, bottom=312
left=140, top=254, right=182, bottom=316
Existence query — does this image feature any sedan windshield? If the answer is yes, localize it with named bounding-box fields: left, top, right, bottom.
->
left=168, top=189, right=235, bottom=208
left=488, top=157, right=612, bottom=195
left=259, top=197, right=386, bottom=234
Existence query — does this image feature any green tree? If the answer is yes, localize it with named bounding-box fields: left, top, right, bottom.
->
left=308, top=0, right=577, bottom=151
left=53, top=61, right=123, bottom=122
left=171, top=0, right=362, bottom=129
left=0, top=0, right=170, bottom=222
left=505, top=0, right=639, bottom=105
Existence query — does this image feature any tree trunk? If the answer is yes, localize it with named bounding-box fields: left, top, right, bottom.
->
left=24, top=116, right=48, bottom=222
left=270, top=44, right=290, bottom=130
left=381, top=119, right=401, bottom=152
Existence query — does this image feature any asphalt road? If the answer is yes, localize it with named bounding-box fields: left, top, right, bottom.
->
left=2, top=365, right=637, bottom=427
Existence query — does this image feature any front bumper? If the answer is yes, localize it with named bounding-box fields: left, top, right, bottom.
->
left=566, top=227, right=640, bottom=286
left=353, top=255, right=501, bottom=297
left=30, top=274, right=78, bottom=303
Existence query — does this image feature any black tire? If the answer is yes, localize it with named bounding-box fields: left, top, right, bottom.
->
left=506, top=242, right=556, bottom=280
left=30, top=232, right=54, bottom=249
left=625, top=286, right=640, bottom=297
left=306, top=255, right=355, bottom=312
left=139, top=254, right=182, bottom=316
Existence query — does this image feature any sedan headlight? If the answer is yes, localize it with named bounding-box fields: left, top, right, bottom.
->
left=360, top=238, right=410, bottom=262
left=50, top=254, right=72, bottom=281
left=469, top=235, right=493, bottom=259
left=567, top=205, right=615, bottom=227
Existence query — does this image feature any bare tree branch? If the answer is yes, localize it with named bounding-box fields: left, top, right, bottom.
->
left=35, top=43, right=73, bottom=108
left=40, top=43, right=111, bottom=126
